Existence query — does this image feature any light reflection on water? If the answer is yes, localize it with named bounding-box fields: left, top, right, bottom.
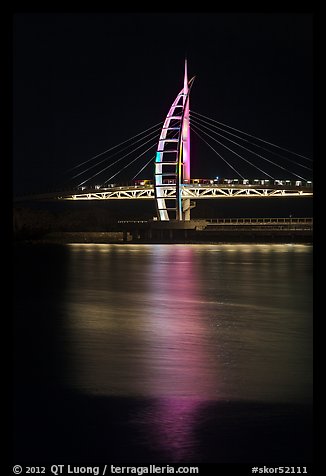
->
left=64, top=243, right=313, bottom=460
left=14, top=243, right=313, bottom=463
left=132, top=396, right=205, bottom=463
left=63, top=243, right=312, bottom=404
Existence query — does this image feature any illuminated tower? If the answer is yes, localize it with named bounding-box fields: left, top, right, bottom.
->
left=154, top=60, right=195, bottom=221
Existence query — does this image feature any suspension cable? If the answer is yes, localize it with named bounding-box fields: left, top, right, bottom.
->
left=103, top=142, right=158, bottom=184
left=190, top=113, right=312, bottom=171
left=192, top=122, right=275, bottom=179
left=132, top=156, right=155, bottom=180
left=191, top=110, right=312, bottom=162
left=191, top=116, right=307, bottom=181
left=191, top=126, right=245, bottom=179
left=77, top=137, right=159, bottom=187
left=71, top=127, right=161, bottom=180
left=65, top=120, right=164, bottom=173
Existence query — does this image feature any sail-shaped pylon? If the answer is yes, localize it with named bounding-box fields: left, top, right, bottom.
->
left=154, top=61, right=195, bottom=221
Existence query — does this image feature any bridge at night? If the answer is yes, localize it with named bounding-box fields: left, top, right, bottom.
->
left=15, top=60, right=313, bottom=226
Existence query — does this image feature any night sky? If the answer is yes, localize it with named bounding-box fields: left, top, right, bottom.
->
left=13, top=11, right=313, bottom=195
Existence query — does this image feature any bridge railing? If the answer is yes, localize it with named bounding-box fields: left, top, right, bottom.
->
left=205, top=217, right=313, bottom=224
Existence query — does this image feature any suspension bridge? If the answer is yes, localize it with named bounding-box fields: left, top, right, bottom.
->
left=15, top=60, right=313, bottom=225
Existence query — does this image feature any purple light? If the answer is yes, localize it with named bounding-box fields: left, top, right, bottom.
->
left=154, top=60, right=195, bottom=221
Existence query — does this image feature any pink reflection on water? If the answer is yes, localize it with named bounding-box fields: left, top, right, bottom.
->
left=135, top=246, right=217, bottom=461
left=135, top=396, right=204, bottom=462
left=142, top=246, right=218, bottom=399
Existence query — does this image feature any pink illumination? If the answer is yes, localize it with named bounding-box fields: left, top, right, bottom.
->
left=154, top=60, right=195, bottom=221
left=132, top=246, right=218, bottom=461
left=182, top=59, right=191, bottom=182
left=136, top=396, right=204, bottom=463
left=155, top=86, right=186, bottom=221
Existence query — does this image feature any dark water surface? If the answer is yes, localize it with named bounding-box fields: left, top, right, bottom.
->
left=13, top=243, right=313, bottom=464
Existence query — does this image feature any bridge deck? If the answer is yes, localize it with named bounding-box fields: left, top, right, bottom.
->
left=14, top=184, right=313, bottom=202
left=60, top=184, right=313, bottom=201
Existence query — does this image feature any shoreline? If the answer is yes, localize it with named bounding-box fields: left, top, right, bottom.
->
left=14, top=231, right=313, bottom=245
